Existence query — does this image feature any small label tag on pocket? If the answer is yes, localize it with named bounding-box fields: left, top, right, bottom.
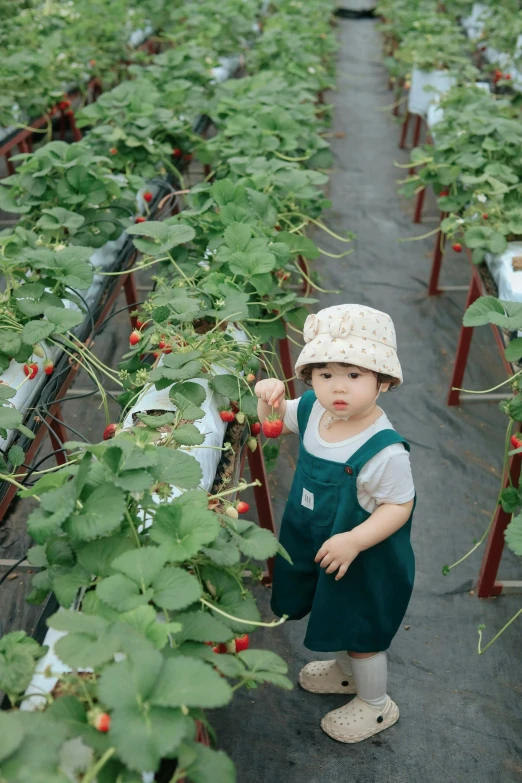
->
left=301, top=488, right=314, bottom=510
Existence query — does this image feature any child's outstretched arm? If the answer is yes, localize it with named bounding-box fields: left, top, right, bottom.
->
left=254, top=378, right=293, bottom=435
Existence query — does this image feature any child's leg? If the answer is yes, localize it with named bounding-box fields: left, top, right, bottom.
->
left=348, top=651, right=387, bottom=710
left=334, top=650, right=353, bottom=677
left=321, top=650, right=399, bottom=743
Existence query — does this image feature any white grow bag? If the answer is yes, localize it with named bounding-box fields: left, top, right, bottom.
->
left=408, top=69, right=456, bottom=117
left=485, top=242, right=522, bottom=304
left=462, top=3, right=491, bottom=40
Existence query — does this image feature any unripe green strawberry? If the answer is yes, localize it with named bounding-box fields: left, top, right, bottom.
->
left=225, top=506, right=239, bottom=519
left=248, top=437, right=258, bottom=452
left=236, top=412, right=245, bottom=424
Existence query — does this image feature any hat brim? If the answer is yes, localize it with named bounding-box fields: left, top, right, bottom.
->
left=295, top=333, right=403, bottom=385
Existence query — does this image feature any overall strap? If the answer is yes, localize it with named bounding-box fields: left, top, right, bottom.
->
left=297, top=391, right=317, bottom=438
left=347, top=429, right=410, bottom=474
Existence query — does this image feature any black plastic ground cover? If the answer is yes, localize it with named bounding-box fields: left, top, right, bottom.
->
left=210, top=18, right=522, bottom=783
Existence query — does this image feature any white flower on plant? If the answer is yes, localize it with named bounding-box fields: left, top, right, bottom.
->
left=216, top=299, right=225, bottom=308
left=457, top=129, right=466, bottom=137
left=308, top=67, right=316, bottom=74
left=477, top=193, right=487, bottom=203
left=54, top=243, right=66, bottom=251
left=147, top=138, right=154, bottom=146
left=456, top=217, right=465, bottom=225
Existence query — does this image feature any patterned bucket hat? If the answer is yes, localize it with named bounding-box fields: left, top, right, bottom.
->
left=295, top=304, right=403, bottom=385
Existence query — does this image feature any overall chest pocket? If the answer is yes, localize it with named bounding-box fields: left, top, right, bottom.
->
left=293, top=469, right=339, bottom=527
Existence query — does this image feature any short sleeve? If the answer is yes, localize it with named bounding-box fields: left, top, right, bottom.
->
left=283, top=397, right=301, bottom=434
left=358, top=445, right=415, bottom=506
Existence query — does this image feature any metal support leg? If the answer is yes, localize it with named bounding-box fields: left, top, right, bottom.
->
left=246, top=440, right=276, bottom=582
left=123, top=272, right=139, bottom=328
left=68, top=111, right=83, bottom=142
left=278, top=334, right=296, bottom=400
left=413, top=186, right=426, bottom=224
left=428, top=212, right=446, bottom=296
left=399, top=110, right=410, bottom=149
left=446, top=270, right=482, bottom=407
left=476, top=454, right=522, bottom=598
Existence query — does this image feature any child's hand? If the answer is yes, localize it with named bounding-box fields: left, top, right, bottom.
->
left=254, top=378, right=286, bottom=409
left=315, top=533, right=362, bottom=581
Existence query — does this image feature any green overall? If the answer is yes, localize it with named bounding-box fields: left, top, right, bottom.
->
left=271, top=390, right=415, bottom=653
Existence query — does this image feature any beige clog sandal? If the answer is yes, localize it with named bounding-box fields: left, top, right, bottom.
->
left=321, top=695, right=399, bottom=743
left=298, top=660, right=357, bottom=694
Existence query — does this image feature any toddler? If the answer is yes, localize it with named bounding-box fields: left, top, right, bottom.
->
left=255, top=304, right=415, bottom=743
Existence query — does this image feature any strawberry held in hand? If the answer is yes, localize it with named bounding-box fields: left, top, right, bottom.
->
left=262, top=415, right=284, bottom=438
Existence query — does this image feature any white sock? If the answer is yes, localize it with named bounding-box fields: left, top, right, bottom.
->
left=349, top=651, right=388, bottom=710
left=334, top=651, right=353, bottom=677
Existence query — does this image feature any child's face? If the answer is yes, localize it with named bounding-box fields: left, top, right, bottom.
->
left=311, top=363, right=389, bottom=418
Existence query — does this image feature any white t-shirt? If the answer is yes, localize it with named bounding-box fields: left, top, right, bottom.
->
left=283, top=397, right=415, bottom=514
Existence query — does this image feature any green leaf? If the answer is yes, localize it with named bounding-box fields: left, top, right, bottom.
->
left=47, top=609, right=108, bottom=636
left=150, top=656, right=232, bottom=709
left=209, top=374, right=240, bottom=401
left=137, top=411, right=175, bottom=428
left=54, top=630, right=121, bottom=669
left=126, top=221, right=196, bottom=256
left=23, top=319, right=55, bottom=345
left=180, top=742, right=236, bottom=783
left=110, top=705, right=191, bottom=773
left=505, top=337, right=522, bottom=363
left=149, top=491, right=220, bottom=560
left=150, top=448, right=203, bottom=489
left=172, top=424, right=205, bottom=446
left=229, top=523, right=279, bottom=560
left=0, top=712, right=25, bottom=762
left=45, top=305, right=84, bottom=332
left=488, top=232, right=508, bottom=255
left=505, top=512, right=522, bottom=555
left=96, top=574, right=152, bottom=612
left=463, top=296, right=507, bottom=327
left=169, top=382, right=206, bottom=407
left=112, top=546, right=167, bottom=587
left=76, top=535, right=135, bottom=577
left=65, top=483, right=126, bottom=541
left=224, top=223, right=252, bottom=252
left=7, top=445, right=25, bottom=468
left=500, top=486, right=520, bottom=514
left=98, top=644, right=163, bottom=710
left=152, top=566, right=202, bottom=610
left=36, top=207, right=85, bottom=234
left=119, top=605, right=181, bottom=649
left=172, top=610, right=234, bottom=644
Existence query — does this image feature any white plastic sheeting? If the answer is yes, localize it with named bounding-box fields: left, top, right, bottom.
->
left=408, top=69, right=456, bottom=117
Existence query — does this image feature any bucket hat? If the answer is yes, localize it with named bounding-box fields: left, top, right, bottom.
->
left=295, top=304, right=403, bottom=384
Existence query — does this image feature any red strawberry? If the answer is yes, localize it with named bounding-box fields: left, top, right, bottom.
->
left=493, top=69, right=503, bottom=84
left=236, top=501, right=249, bottom=514
left=184, top=153, right=193, bottom=163
left=135, top=216, right=146, bottom=223
left=172, top=147, right=182, bottom=157
left=220, top=409, right=235, bottom=422
left=135, top=318, right=145, bottom=329
left=23, top=363, right=38, bottom=380
left=89, top=59, right=96, bottom=66
left=109, top=147, right=118, bottom=155
left=262, top=415, right=284, bottom=438
left=439, top=190, right=449, bottom=197
left=231, top=401, right=240, bottom=414
left=505, top=73, right=512, bottom=81
left=143, top=191, right=153, bottom=203
left=213, top=644, right=228, bottom=654
left=250, top=422, right=261, bottom=436
left=103, top=423, right=118, bottom=440
left=451, top=243, right=462, bottom=253
left=234, top=634, right=249, bottom=652
left=94, top=712, right=111, bottom=732
left=43, top=359, right=54, bottom=376
left=58, top=100, right=71, bottom=110
left=129, top=330, right=141, bottom=346
left=510, top=435, right=522, bottom=449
